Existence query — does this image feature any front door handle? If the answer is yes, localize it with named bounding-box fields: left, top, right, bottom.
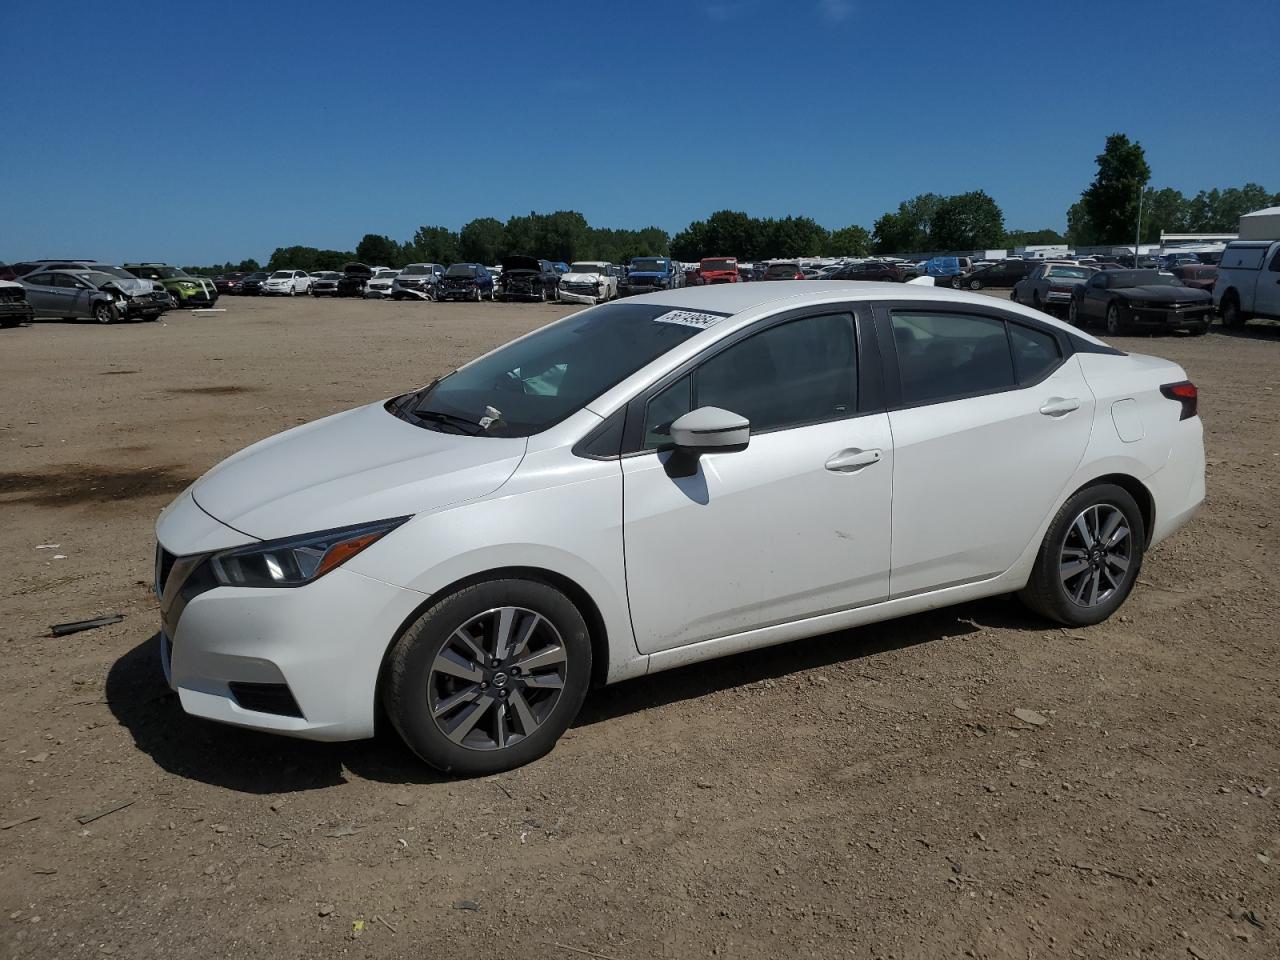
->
left=1039, top=397, right=1081, bottom=417
left=825, top=447, right=882, bottom=472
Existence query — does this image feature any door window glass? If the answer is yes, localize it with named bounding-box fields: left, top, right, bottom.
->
left=25, top=273, right=53, bottom=286
left=695, top=313, right=857, bottom=432
left=891, top=312, right=1016, bottom=404
left=1008, top=323, right=1061, bottom=383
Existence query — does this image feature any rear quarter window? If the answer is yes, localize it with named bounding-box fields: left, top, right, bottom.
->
left=1220, top=246, right=1267, bottom=270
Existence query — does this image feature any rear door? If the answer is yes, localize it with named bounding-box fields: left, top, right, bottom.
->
left=22, top=273, right=62, bottom=315
left=621, top=306, right=892, bottom=653
left=874, top=302, right=1094, bottom=596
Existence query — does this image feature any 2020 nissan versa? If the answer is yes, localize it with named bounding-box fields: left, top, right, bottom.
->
left=155, top=283, right=1204, bottom=774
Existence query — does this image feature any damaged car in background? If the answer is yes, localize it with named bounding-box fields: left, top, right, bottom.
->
left=557, top=262, right=619, bottom=305
left=437, top=263, right=496, bottom=302
left=336, top=262, right=375, bottom=297
left=123, top=263, right=218, bottom=308
left=19, top=267, right=169, bottom=323
left=0, top=278, right=34, bottom=328
left=391, top=263, right=446, bottom=300
left=364, top=268, right=401, bottom=299
left=497, top=255, right=559, bottom=301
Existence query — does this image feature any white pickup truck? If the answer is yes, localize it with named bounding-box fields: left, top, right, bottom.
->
left=1214, top=240, right=1280, bottom=327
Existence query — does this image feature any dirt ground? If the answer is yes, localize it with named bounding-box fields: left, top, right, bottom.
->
left=1, top=293, right=1277, bottom=960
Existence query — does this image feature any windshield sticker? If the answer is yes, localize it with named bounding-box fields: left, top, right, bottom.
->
left=652, top=310, right=724, bottom=330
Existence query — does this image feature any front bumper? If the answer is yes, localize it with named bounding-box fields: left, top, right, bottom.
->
left=558, top=285, right=604, bottom=304
left=1125, top=305, right=1213, bottom=328
left=155, top=536, right=425, bottom=742
left=0, top=301, right=34, bottom=324
left=364, top=286, right=393, bottom=298
left=175, top=288, right=218, bottom=305
left=439, top=284, right=480, bottom=300
left=123, top=295, right=167, bottom=318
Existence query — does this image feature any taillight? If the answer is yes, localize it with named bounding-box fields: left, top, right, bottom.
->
left=793, top=272, right=804, bottom=280
left=1160, top=381, right=1198, bottom=420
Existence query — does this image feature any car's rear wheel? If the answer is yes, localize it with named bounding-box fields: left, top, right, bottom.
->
left=968, top=279, right=983, bottom=290
left=1068, top=299, right=1081, bottom=326
left=1018, top=483, right=1145, bottom=627
left=93, top=301, right=118, bottom=325
left=383, top=579, right=592, bottom=774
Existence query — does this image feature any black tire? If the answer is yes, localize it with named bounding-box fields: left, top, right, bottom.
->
left=1018, top=482, right=1146, bottom=627
left=1105, top=301, right=1126, bottom=336
left=383, top=579, right=592, bottom=775
left=1032, top=292, right=1042, bottom=312
left=951, top=277, right=963, bottom=289
left=472, top=285, right=481, bottom=302
left=968, top=279, right=983, bottom=291
left=93, top=301, right=119, bottom=325
left=1067, top=298, right=1081, bottom=327
left=1220, top=293, right=1245, bottom=328
left=1188, top=322, right=1210, bottom=337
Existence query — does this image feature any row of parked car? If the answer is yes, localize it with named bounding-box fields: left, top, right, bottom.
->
left=0, top=260, right=218, bottom=324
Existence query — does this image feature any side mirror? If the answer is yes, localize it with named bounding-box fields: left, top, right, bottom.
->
left=669, top=406, right=750, bottom=454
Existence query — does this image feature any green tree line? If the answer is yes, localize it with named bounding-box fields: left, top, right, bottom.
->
left=179, top=140, right=1277, bottom=274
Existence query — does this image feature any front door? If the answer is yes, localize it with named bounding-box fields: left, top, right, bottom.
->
left=622, top=310, right=893, bottom=654
left=878, top=304, right=1094, bottom=596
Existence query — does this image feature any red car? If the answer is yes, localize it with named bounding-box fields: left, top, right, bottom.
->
left=1171, top=264, right=1218, bottom=292
left=698, top=257, right=740, bottom=284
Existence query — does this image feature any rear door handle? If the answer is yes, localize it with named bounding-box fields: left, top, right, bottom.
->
left=1039, top=397, right=1080, bottom=417
left=825, top=448, right=882, bottom=472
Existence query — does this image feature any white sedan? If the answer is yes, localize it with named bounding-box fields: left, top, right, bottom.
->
left=154, top=283, right=1204, bottom=773
left=262, top=269, right=312, bottom=296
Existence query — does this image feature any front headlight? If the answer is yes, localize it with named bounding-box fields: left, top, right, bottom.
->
left=209, top=517, right=410, bottom=588
left=179, top=281, right=197, bottom=289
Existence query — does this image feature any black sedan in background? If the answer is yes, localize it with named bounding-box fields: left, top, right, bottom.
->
left=214, top=272, right=247, bottom=295
left=951, top=259, right=1035, bottom=290
left=1068, top=269, right=1212, bottom=335
left=239, top=271, right=270, bottom=296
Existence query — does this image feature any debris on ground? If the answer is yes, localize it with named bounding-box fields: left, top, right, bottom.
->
left=50, top=614, right=125, bottom=637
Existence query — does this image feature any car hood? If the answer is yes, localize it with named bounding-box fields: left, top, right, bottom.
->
left=561, top=271, right=604, bottom=282
left=190, top=401, right=528, bottom=540
left=1116, top=285, right=1210, bottom=301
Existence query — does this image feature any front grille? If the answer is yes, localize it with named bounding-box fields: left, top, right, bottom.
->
left=562, top=282, right=597, bottom=294
left=229, top=682, right=304, bottom=718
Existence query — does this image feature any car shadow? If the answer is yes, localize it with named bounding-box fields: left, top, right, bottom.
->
left=107, top=596, right=1037, bottom=794
left=1212, top=321, right=1280, bottom=341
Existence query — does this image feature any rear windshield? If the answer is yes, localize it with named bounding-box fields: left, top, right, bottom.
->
left=765, top=263, right=800, bottom=277
left=392, top=302, right=725, bottom=438
left=1045, top=266, right=1092, bottom=280
left=701, top=259, right=737, bottom=271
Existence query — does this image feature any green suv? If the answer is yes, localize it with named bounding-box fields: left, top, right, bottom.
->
left=123, top=264, right=218, bottom=307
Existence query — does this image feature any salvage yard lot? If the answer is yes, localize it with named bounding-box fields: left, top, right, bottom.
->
left=1, top=294, right=1278, bottom=959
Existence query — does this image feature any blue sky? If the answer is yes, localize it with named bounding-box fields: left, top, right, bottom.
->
left=3, top=0, right=1276, bottom=264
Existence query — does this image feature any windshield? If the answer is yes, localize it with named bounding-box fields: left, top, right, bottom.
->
left=701, top=259, right=736, bottom=272
left=1045, top=266, right=1092, bottom=280
left=1108, top=270, right=1178, bottom=288
left=270, top=271, right=292, bottom=278
left=570, top=263, right=605, bottom=274
left=146, top=267, right=187, bottom=279
left=247, top=272, right=269, bottom=280
left=74, top=271, right=115, bottom=288
left=396, top=302, right=724, bottom=438
left=630, top=259, right=668, bottom=273
left=401, top=265, right=433, bottom=276
left=445, top=264, right=476, bottom=277
left=316, top=272, right=340, bottom=280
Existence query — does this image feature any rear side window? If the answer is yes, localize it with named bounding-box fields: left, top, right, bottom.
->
left=1009, top=324, right=1061, bottom=383
left=892, top=311, right=1065, bottom=405
left=1220, top=245, right=1266, bottom=270
left=892, top=312, right=1014, bottom=404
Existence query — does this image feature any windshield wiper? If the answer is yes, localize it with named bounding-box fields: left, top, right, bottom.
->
left=410, top=408, right=484, bottom=435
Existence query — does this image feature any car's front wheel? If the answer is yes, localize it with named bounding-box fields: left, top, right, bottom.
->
left=1018, top=483, right=1145, bottom=627
left=93, top=301, right=119, bottom=325
left=383, top=579, right=592, bottom=774
left=1105, top=302, right=1125, bottom=335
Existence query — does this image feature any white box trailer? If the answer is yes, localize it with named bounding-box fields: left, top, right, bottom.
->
left=1238, top=206, right=1280, bottom=240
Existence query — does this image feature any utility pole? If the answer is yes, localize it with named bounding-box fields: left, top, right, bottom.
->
left=1134, top=181, right=1145, bottom=267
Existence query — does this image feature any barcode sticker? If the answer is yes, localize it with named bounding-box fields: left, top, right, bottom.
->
left=653, top=310, right=724, bottom=330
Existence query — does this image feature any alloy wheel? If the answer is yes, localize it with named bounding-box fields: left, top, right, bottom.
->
left=427, top=606, right=568, bottom=751
left=1106, top=304, right=1121, bottom=335
left=1059, top=503, right=1131, bottom=607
